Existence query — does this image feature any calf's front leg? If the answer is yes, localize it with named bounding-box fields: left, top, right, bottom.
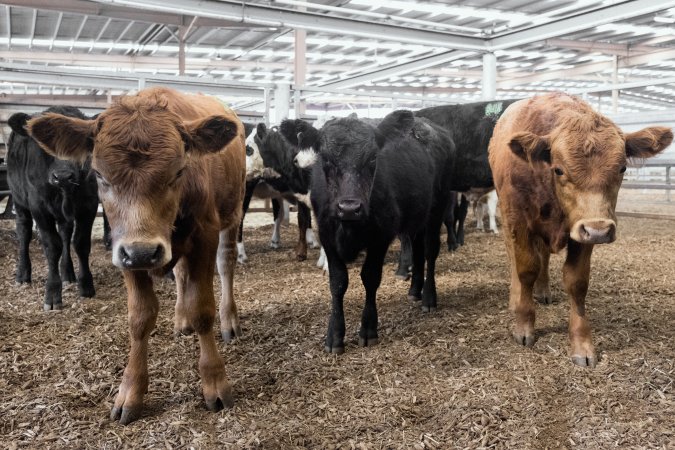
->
left=324, top=244, right=348, bottom=354
left=564, top=241, right=596, bottom=368
left=359, top=242, right=388, bottom=346
left=111, top=271, right=158, bottom=425
left=14, top=205, right=33, bottom=284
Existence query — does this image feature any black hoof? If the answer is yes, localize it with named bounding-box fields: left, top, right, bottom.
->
left=174, top=326, right=195, bottom=337
left=221, top=328, right=241, bottom=343
left=535, top=295, right=553, bottom=305
left=407, top=294, right=421, bottom=302
left=421, top=305, right=437, bottom=313
left=43, top=302, right=63, bottom=311
left=358, top=336, right=379, bottom=347
left=324, top=345, right=344, bottom=354
left=79, top=285, right=95, bottom=298
left=395, top=272, right=411, bottom=281
left=513, top=333, right=535, bottom=347
left=571, top=355, right=597, bottom=368
left=111, top=405, right=142, bottom=425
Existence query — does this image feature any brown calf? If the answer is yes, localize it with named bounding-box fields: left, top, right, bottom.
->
left=489, top=92, right=672, bottom=368
left=28, top=87, right=246, bottom=424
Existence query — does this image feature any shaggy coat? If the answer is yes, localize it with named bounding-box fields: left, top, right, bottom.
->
left=7, top=106, right=98, bottom=310
left=489, top=92, right=672, bottom=367
left=27, top=87, right=246, bottom=424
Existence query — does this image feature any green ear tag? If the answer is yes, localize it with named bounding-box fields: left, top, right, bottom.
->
left=485, top=102, right=503, bottom=119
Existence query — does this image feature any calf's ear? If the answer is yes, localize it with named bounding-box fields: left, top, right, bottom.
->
left=27, top=113, right=96, bottom=162
left=298, top=124, right=320, bottom=149
left=625, top=126, right=673, bottom=159
left=8, top=113, right=31, bottom=136
left=182, top=115, right=240, bottom=154
left=508, top=131, right=551, bottom=164
left=256, top=123, right=267, bottom=140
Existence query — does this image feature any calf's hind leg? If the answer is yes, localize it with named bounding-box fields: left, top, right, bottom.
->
left=295, top=202, right=310, bottom=261
left=506, top=233, right=540, bottom=347
left=218, top=226, right=242, bottom=342
left=420, top=203, right=447, bottom=312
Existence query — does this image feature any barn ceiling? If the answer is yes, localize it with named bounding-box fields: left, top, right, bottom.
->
left=1, top=0, right=675, bottom=113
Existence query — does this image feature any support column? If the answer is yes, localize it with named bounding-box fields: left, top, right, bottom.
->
left=264, top=87, right=271, bottom=127
left=482, top=52, right=497, bottom=101
left=178, top=26, right=186, bottom=76
left=612, top=55, right=619, bottom=114
left=273, top=83, right=291, bottom=124
left=294, top=29, right=307, bottom=118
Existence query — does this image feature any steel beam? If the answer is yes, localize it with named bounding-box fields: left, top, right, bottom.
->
left=541, top=38, right=656, bottom=57
left=0, top=63, right=269, bottom=97
left=488, top=0, right=675, bottom=50
left=87, top=0, right=487, bottom=51
left=499, top=47, right=675, bottom=88
left=320, top=51, right=476, bottom=89
left=1, top=0, right=269, bottom=29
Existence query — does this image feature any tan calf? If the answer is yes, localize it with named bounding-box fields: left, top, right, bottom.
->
left=28, top=87, right=246, bottom=423
left=489, top=92, right=672, bottom=367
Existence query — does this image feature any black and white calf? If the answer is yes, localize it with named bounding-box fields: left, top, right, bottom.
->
left=304, top=111, right=457, bottom=353
left=7, top=106, right=99, bottom=310
left=237, top=123, right=318, bottom=263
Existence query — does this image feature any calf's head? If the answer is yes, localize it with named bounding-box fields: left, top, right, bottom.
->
left=315, top=117, right=384, bottom=222
left=9, top=108, right=91, bottom=210
left=27, top=95, right=238, bottom=270
left=245, top=123, right=266, bottom=179
left=509, top=111, right=672, bottom=244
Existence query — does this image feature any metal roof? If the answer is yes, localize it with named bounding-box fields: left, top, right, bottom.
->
left=1, top=0, right=675, bottom=114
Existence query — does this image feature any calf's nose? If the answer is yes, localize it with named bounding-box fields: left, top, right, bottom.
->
left=337, top=199, right=363, bottom=221
left=118, top=242, right=165, bottom=269
left=578, top=220, right=616, bottom=244
left=50, top=171, right=75, bottom=186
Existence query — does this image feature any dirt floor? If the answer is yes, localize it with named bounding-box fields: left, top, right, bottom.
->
left=0, top=209, right=673, bottom=449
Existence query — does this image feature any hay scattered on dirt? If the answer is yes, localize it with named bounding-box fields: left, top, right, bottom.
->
left=0, top=213, right=673, bottom=449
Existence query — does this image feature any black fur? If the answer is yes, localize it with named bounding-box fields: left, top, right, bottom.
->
left=415, top=99, right=518, bottom=190
left=7, top=106, right=99, bottom=310
left=310, top=111, right=456, bottom=353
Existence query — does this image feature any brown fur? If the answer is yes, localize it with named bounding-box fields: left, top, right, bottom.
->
left=27, top=87, right=246, bottom=423
left=489, top=92, right=672, bottom=367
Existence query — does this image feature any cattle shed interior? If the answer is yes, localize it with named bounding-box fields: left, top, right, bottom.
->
left=1, top=1, right=675, bottom=448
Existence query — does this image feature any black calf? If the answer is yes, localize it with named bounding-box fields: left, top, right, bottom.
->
left=307, top=111, right=456, bottom=353
left=7, top=106, right=99, bottom=310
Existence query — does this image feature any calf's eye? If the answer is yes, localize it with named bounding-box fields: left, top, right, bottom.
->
left=619, top=165, right=627, bottom=174
left=554, top=167, right=564, bottom=176
left=93, top=170, right=110, bottom=186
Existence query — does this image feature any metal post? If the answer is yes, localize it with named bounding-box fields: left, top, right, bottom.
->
left=482, top=52, right=497, bottom=101
left=273, top=83, right=291, bottom=124
left=178, top=26, right=186, bottom=76
left=612, top=54, right=619, bottom=114
left=294, top=28, right=307, bottom=118
left=667, top=165, right=671, bottom=202
left=264, top=87, right=271, bottom=127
